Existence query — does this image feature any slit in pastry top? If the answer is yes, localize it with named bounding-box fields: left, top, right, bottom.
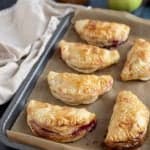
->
left=47, top=71, right=113, bottom=105
left=59, top=40, right=120, bottom=73
left=105, top=90, right=150, bottom=149
left=27, top=100, right=96, bottom=143
left=121, top=38, right=150, bottom=81
left=74, top=19, right=130, bottom=48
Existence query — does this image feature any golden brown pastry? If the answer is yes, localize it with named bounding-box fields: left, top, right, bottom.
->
left=74, top=19, right=130, bottom=47
left=121, top=39, right=150, bottom=81
left=59, top=40, right=120, bottom=73
left=47, top=71, right=113, bottom=105
left=27, top=100, right=96, bottom=143
left=105, top=90, right=150, bottom=149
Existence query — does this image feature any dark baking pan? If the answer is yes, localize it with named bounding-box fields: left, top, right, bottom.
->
left=0, top=12, right=73, bottom=150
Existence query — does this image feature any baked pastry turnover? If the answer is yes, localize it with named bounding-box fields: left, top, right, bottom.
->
left=121, top=39, right=150, bottom=81
left=59, top=40, right=120, bottom=73
left=74, top=19, right=130, bottom=47
left=27, top=100, right=96, bottom=143
left=48, top=71, right=113, bottom=105
left=105, top=90, right=150, bottom=149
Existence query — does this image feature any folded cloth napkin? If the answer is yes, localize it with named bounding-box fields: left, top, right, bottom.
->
left=0, top=0, right=85, bottom=105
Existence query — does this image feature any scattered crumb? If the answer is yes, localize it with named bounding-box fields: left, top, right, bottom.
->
left=92, top=140, right=99, bottom=145
left=86, top=142, right=89, bottom=146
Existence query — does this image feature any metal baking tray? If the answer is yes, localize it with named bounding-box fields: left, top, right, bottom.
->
left=0, top=13, right=73, bottom=150
left=1, top=7, right=150, bottom=150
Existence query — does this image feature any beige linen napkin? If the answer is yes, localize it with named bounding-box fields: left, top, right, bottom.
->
left=0, top=0, right=85, bottom=105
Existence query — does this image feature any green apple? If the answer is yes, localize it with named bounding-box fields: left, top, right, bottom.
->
left=108, top=0, right=143, bottom=12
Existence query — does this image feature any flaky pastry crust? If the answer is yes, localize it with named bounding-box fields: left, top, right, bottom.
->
left=105, top=90, right=150, bottom=149
left=75, top=19, right=130, bottom=47
left=59, top=40, right=120, bottom=73
left=27, top=100, right=96, bottom=143
left=121, top=39, right=150, bottom=81
left=47, top=71, right=113, bottom=105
